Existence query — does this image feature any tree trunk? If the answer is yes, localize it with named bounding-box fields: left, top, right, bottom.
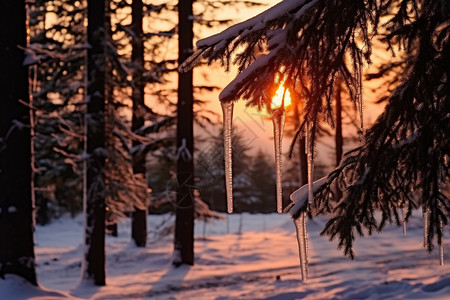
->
left=104, top=2, right=117, bottom=237
left=0, top=0, right=37, bottom=285
left=84, top=0, right=106, bottom=286
left=298, top=137, right=308, bottom=186
left=131, top=0, right=147, bottom=248
left=173, top=0, right=195, bottom=266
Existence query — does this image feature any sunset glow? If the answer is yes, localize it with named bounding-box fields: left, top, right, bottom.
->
left=271, top=83, right=292, bottom=108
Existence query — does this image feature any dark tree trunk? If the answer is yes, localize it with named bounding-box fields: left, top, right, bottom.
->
left=104, top=3, right=117, bottom=237
left=131, top=0, right=147, bottom=248
left=85, top=0, right=106, bottom=286
left=0, top=0, right=37, bottom=285
left=173, top=0, right=195, bottom=266
left=298, top=137, right=308, bottom=186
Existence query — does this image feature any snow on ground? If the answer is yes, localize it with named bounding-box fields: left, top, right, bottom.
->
left=1, top=211, right=449, bottom=299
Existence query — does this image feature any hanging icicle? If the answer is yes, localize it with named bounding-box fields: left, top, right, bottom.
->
left=272, top=107, right=286, bottom=213
left=290, top=124, right=316, bottom=283
left=294, top=212, right=308, bottom=282
left=423, top=207, right=430, bottom=249
left=356, top=61, right=364, bottom=137
left=296, top=121, right=315, bottom=282
left=439, top=219, right=444, bottom=266
left=307, top=122, right=315, bottom=206
left=221, top=101, right=234, bottom=213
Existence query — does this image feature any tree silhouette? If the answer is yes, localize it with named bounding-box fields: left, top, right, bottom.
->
left=84, top=0, right=106, bottom=286
left=131, top=0, right=148, bottom=248
left=173, top=0, right=195, bottom=266
left=0, top=0, right=37, bottom=285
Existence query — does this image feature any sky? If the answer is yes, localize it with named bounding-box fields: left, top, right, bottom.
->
left=141, top=0, right=390, bottom=179
left=189, top=0, right=389, bottom=172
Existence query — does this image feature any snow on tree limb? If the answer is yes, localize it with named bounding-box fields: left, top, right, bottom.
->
left=290, top=177, right=326, bottom=219
left=219, top=46, right=281, bottom=101
left=179, top=0, right=319, bottom=76
left=195, top=0, right=312, bottom=48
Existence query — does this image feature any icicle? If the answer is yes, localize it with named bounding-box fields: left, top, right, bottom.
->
left=300, top=121, right=315, bottom=281
left=294, top=212, right=308, bottom=282
left=292, top=122, right=314, bottom=282
left=423, top=207, right=430, bottom=249
left=272, top=107, right=286, bottom=213
left=439, top=219, right=444, bottom=266
left=301, top=212, right=308, bottom=276
left=358, top=66, right=364, bottom=133
left=307, top=122, right=314, bottom=205
left=355, top=61, right=364, bottom=137
left=221, top=101, right=234, bottom=213
left=402, top=200, right=407, bottom=235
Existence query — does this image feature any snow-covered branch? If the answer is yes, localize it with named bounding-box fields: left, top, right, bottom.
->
left=290, top=177, right=327, bottom=219
left=196, top=0, right=311, bottom=48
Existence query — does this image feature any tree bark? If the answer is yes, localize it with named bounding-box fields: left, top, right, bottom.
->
left=173, top=0, right=195, bottom=266
left=131, top=0, right=147, bottom=248
left=0, top=0, right=37, bottom=285
left=84, top=0, right=106, bottom=286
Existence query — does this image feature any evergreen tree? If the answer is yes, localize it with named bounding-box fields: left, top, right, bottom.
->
left=182, top=0, right=450, bottom=258
left=28, top=0, right=86, bottom=222
left=27, top=0, right=163, bottom=226
left=250, top=150, right=276, bottom=212
left=0, top=0, right=37, bottom=285
left=196, top=128, right=255, bottom=212
left=146, top=147, right=177, bottom=212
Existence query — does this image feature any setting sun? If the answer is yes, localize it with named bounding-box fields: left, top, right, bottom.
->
left=271, top=83, right=292, bottom=108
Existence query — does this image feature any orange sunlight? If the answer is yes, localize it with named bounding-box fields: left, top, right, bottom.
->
left=271, top=82, right=292, bottom=108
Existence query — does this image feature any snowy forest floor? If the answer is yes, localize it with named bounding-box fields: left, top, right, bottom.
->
left=1, top=212, right=449, bottom=299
